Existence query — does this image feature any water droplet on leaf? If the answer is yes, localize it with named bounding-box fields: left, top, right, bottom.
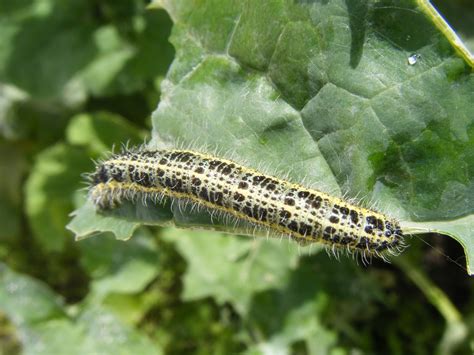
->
left=408, top=53, right=421, bottom=65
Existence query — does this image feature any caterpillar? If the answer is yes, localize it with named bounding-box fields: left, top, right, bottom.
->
left=88, top=148, right=405, bottom=259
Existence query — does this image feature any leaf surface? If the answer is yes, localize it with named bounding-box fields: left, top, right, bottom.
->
left=70, top=0, right=474, bottom=273
left=0, top=263, right=161, bottom=355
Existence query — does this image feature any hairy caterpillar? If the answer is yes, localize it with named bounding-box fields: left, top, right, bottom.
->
left=89, top=148, right=405, bottom=259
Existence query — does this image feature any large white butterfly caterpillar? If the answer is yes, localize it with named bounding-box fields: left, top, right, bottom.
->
left=88, top=148, right=405, bottom=259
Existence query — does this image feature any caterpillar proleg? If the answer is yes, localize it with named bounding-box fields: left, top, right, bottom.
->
left=89, top=148, right=405, bottom=258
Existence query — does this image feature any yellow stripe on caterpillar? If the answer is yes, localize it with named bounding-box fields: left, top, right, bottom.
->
left=88, top=149, right=405, bottom=257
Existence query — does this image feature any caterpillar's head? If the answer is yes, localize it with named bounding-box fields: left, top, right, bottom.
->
left=88, top=161, right=124, bottom=210
left=91, top=164, right=109, bottom=186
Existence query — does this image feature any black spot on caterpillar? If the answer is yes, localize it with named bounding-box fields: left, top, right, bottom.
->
left=88, top=148, right=405, bottom=260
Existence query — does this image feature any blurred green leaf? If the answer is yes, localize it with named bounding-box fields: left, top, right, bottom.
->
left=99, top=292, right=156, bottom=325
left=0, top=142, right=27, bottom=240
left=25, top=144, right=93, bottom=251
left=0, top=0, right=94, bottom=101
left=245, top=299, right=338, bottom=355
left=0, top=83, right=74, bottom=144
left=0, top=0, right=173, bottom=144
left=79, top=228, right=159, bottom=297
left=0, top=263, right=65, bottom=325
left=244, top=255, right=383, bottom=353
left=150, top=299, right=244, bottom=354
left=77, top=306, right=162, bottom=355
left=19, top=319, right=86, bottom=355
left=0, top=0, right=172, bottom=100
left=108, top=9, right=175, bottom=94
left=19, top=312, right=162, bottom=355
left=66, top=111, right=145, bottom=154
left=162, top=228, right=315, bottom=314
left=78, top=25, right=136, bottom=97
left=0, top=84, right=28, bottom=140
left=0, top=263, right=162, bottom=355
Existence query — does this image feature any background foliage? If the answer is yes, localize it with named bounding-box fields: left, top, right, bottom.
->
left=0, top=0, right=473, bottom=354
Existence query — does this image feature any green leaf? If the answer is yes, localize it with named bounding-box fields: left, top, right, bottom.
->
left=110, top=9, right=175, bottom=94
left=0, top=1, right=173, bottom=144
left=68, top=200, right=140, bottom=241
left=0, top=83, right=73, bottom=144
left=66, top=112, right=146, bottom=154
left=0, top=263, right=162, bottom=355
left=402, top=215, right=474, bottom=274
left=79, top=228, right=160, bottom=297
left=162, top=228, right=315, bottom=314
left=0, top=84, right=29, bottom=140
left=244, top=255, right=383, bottom=353
left=25, top=144, right=93, bottom=251
left=19, top=319, right=86, bottom=355
left=0, top=0, right=94, bottom=101
left=77, top=306, right=162, bottom=355
left=71, top=0, right=474, bottom=273
left=78, top=26, right=136, bottom=97
left=68, top=199, right=175, bottom=241
left=18, top=312, right=162, bottom=355
left=245, top=299, right=338, bottom=355
left=0, top=263, right=65, bottom=325
left=0, top=0, right=172, bottom=100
